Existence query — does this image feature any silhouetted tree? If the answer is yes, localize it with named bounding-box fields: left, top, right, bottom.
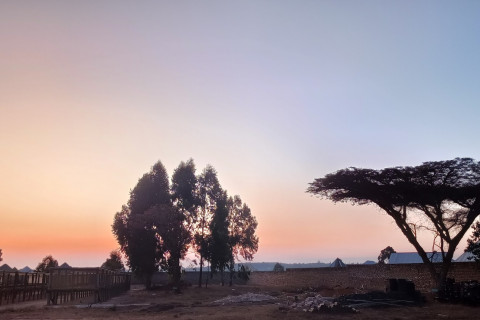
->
left=113, top=161, right=186, bottom=288
left=155, top=204, right=190, bottom=287
left=171, top=159, right=199, bottom=227
left=227, top=195, right=259, bottom=285
left=101, top=250, right=125, bottom=271
left=36, top=255, right=58, bottom=273
left=0, top=249, right=2, bottom=263
left=195, top=165, right=222, bottom=287
left=170, top=159, right=198, bottom=280
left=308, top=158, right=480, bottom=289
left=466, top=221, right=480, bottom=262
left=378, top=246, right=396, bottom=264
left=207, top=191, right=232, bottom=285
left=273, top=262, right=285, bottom=272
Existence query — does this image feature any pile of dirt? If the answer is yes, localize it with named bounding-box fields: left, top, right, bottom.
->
left=212, top=293, right=276, bottom=305
left=279, top=293, right=357, bottom=314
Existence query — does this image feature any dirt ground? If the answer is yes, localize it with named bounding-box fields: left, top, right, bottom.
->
left=0, top=284, right=478, bottom=319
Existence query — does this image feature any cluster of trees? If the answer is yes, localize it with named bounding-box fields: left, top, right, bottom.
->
left=26, top=252, right=124, bottom=273
left=112, top=159, right=258, bottom=288
left=309, top=157, right=480, bottom=289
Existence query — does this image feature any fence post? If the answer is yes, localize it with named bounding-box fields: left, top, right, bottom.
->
left=47, top=271, right=53, bottom=305
left=12, top=272, right=19, bottom=303
left=0, top=271, right=4, bottom=305
left=22, top=273, right=28, bottom=302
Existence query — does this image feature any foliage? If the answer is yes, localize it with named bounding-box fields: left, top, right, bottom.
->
left=226, top=195, right=259, bottom=285
left=155, top=205, right=190, bottom=285
left=466, top=221, right=480, bottom=262
left=171, top=159, right=199, bottom=217
left=112, top=161, right=188, bottom=288
left=228, top=195, right=259, bottom=261
left=113, top=159, right=259, bottom=289
left=195, top=165, right=223, bottom=286
left=0, top=248, right=2, bottom=263
left=170, top=160, right=198, bottom=283
left=207, top=191, right=232, bottom=285
left=35, top=255, right=58, bottom=273
left=273, top=262, right=285, bottom=272
left=101, top=250, right=125, bottom=271
left=378, top=246, right=396, bottom=264
left=308, top=158, right=480, bottom=287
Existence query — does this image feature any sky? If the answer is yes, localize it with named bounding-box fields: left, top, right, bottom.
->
left=1, top=1, right=480, bottom=269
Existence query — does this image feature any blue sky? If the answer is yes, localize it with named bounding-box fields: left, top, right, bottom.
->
left=1, top=1, right=480, bottom=268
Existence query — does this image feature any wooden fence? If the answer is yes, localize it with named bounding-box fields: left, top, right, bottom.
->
left=47, top=268, right=131, bottom=305
left=0, top=271, right=48, bottom=305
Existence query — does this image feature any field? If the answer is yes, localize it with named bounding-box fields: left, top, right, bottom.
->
left=1, top=283, right=478, bottom=319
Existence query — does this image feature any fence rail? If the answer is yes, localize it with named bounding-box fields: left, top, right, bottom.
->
left=47, top=268, right=131, bottom=305
left=0, top=271, right=48, bottom=305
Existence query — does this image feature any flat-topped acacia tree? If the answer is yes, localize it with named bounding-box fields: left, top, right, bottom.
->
left=308, top=158, right=480, bottom=289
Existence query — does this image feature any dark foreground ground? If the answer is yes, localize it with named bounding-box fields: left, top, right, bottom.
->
left=0, top=284, right=478, bottom=319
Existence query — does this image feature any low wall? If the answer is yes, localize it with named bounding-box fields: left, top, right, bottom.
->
left=132, top=263, right=480, bottom=293
left=132, top=271, right=247, bottom=287
left=249, top=263, right=480, bottom=293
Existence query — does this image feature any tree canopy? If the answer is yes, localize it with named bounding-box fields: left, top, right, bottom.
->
left=378, top=246, right=396, bottom=264
left=308, top=158, right=480, bottom=287
left=273, top=262, right=285, bottom=272
left=113, top=161, right=187, bottom=287
left=195, top=165, right=223, bottom=287
left=207, top=191, right=231, bottom=285
left=35, top=255, right=58, bottom=273
left=101, top=250, right=125, bottom=271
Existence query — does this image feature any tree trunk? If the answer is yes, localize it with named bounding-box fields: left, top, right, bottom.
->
left=170, top=256, right=181, bottom=291
left=389, top=213, right=441, bottom=289
left=145, top=273, right=153, bottom=290
left=229, top=261, right=234, bottom=286
left=198, top=254, right=203, bottom=288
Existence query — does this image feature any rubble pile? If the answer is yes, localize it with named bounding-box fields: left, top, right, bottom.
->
left=213, top=293, right=276, bottom=305
left=281, top=293, right=357, bottom=314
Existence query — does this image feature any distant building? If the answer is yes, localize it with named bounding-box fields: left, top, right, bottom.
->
left=388, top=252, right=443, bottom=264
left=363, top=260, right=376, bottom=265
left=59, top=262, right=72, bottom=268
left=19, top=266, right=33, bottom=272
left=330, top=258, right=346, bottom=268
left=0, top=264, right=13, bottom=272
left=456, top=251, right=475, bottom=262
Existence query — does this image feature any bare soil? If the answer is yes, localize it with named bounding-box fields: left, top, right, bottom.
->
left=0, top=284, right=478, bottom=319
